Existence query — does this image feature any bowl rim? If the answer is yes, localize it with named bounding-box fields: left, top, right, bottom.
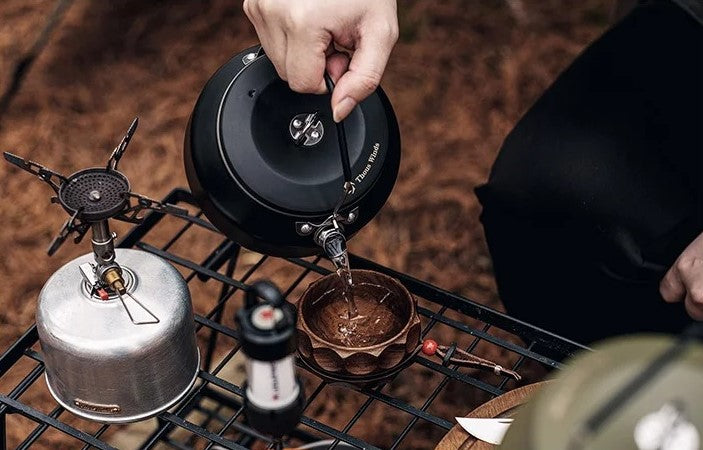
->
left=297, top=269, right=419, bottom=353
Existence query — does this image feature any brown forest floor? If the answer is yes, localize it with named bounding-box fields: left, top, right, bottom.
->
left=0, top=1, right=610, bottom=448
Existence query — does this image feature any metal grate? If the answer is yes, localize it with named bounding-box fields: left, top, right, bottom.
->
left=0, top=188, right=589, bottom=449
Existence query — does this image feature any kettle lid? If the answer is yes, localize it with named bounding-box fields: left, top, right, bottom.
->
left=215, top=51, right=396, bottom=214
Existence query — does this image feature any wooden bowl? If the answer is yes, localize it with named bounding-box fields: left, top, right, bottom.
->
left=297, top=270, right=421, bottom=376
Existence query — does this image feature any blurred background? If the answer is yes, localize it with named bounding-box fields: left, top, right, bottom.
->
left=0, top=0, right=612, bottom=447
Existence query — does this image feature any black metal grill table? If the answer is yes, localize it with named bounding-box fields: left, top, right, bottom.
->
left=0, top=188, right=589, bottom=450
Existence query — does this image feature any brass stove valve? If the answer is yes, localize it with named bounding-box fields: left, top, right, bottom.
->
left=102, top=267, right=126, bottom=295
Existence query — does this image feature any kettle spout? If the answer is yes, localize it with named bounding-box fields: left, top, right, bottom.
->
left=315, top=227, right=351, bottom=277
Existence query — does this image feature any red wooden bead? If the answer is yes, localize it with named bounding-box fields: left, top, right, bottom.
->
left=422, top=339, right=438, bottom=356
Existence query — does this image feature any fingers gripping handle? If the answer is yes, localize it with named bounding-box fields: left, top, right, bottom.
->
left=254, top=46, right=355, bottom=190
left=324, top=73, right=353, bottom=186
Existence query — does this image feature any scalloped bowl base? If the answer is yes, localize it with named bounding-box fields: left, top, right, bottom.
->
left=297, top=270, right=421, bottom=377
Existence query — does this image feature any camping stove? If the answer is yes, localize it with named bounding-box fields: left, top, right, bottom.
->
left=3, top=118, right=200, bottom=423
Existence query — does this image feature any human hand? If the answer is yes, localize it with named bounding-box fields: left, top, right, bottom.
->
left=243, top=0, right=398, bottom=122
left=660, top=232, right=703, bottom=320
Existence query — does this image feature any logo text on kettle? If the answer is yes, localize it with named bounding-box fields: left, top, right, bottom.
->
left=354, top=143, right=380, bottom=184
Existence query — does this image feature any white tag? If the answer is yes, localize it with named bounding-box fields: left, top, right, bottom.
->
left=246, top=356, right=299, bottom=410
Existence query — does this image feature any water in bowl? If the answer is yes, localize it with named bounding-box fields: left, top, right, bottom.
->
left=311, top=281, right=403, bottom=347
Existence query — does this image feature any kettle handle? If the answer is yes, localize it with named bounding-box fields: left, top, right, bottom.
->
left=323, top=73, right=353, bottom=188
left=254, top=45, right=354, bottom=190
left=245, top=280, right=284, bottom=309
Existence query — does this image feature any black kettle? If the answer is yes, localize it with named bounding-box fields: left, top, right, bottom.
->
left=184, top=45, right=400, bottom=259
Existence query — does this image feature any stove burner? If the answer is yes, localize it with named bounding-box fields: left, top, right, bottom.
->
left=59, top=168, right=130, bottom=221
left=3, top=116, right=188, bottom=256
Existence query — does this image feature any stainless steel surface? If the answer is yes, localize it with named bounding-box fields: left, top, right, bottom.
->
left=242, top=52, right=257, bottom=65
left=116, top=290, right=160, bottom=325
left=80, top=264, right=136, bottom=300
left=298, top=223, right=313, bottom=235
left=456, top=417, right=513, bottom=445
left=294, top=206, right=359, bottom=236
left=314, top=226, right=349, bottom=275
left=79, top=262, right=99, bottom=287
left=36, top=248, right=200, bottom=423
left=90, top=220, right=115, bottom=266
left=289, top=112, right=324, bottom=146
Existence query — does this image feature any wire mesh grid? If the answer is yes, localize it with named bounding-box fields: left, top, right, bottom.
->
left=0, top=188, right=589, bottom=449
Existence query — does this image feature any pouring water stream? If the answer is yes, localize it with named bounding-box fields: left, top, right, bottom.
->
left=321, top=232, right=400, bottom=346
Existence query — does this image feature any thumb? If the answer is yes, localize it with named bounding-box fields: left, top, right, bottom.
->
left=331, top=25, right=397, bottom=122
left=660, top=265, right=686, bottom=303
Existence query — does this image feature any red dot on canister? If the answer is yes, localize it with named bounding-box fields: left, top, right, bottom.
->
left=422, top=339, right=438, bottom=356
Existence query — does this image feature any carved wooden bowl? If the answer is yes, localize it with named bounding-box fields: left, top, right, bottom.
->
left=297, top=270, right=421, bottom=377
